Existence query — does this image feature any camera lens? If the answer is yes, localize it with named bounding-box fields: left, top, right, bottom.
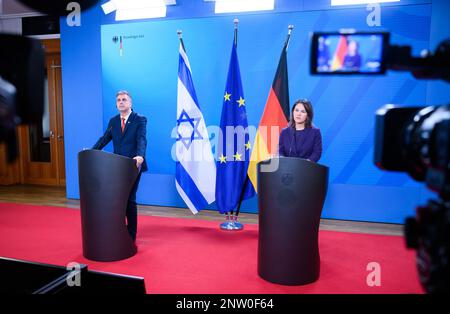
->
left=402, top=106, right=436, bottom=181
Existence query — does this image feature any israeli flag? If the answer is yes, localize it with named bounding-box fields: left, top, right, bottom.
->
left=175, top=41, right=216, bottom=214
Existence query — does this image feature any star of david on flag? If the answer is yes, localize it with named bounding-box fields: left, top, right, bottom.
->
left=176, top=109, right=203, bottom=150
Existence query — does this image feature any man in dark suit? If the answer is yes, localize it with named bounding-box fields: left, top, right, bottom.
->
left=93, top=90, right=147, bottom=242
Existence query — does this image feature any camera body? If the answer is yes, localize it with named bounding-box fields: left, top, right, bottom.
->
left=405, top=199, right=450, bottom=293
left=375, top=104, right=450, bottom=294
left=0, top=76, right=18, bottom=161
left=0, top=35, right=45, bottom=162
left=0, top=0, right=99, bottom=162
left=311, top=30, right=450, bottom=293
left=375, top=104, right=450, bottom=197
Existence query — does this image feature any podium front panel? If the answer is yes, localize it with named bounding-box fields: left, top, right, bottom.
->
left=78, top=150, right=139, bottom=262
left=257, top=157, right=328, bottom=285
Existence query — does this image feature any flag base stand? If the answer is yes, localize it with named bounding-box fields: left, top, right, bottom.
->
left=219, top=214, right=244, bottom=231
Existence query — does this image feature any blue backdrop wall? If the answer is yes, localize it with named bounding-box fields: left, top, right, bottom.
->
left=60, top=0, right=450, bottom=223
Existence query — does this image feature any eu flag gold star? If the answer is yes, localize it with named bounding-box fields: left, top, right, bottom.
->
left=219, top=154, right=227, bottom=164
left=233, top=152, right=242, bottom=161
left=224, top=92, right=231, bottom=101
left=245, top=141, right=251, bottom=150
left=236, top=97, right=245, bottom=107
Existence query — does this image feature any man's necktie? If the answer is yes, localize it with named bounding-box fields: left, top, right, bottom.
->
left=121, top=118, right=125, bottom=133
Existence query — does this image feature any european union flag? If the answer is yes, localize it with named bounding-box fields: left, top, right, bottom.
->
left=215, top=39, right=255, bottom=214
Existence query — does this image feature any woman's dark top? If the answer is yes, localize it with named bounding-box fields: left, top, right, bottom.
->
left=278, top=127, right=323, bottom=162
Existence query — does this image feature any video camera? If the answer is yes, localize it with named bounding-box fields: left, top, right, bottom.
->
left=0, top=0, right=97, bottom=162
left=310, top=29, right=450, bottom=293
left=0, top=35, right=45, bottom=162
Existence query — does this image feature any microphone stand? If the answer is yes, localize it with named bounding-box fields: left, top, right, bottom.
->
left=288, top=128, right=296, bottom=157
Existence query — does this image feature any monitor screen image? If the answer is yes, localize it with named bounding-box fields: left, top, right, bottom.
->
left=311, top=32, right=389, bottom=74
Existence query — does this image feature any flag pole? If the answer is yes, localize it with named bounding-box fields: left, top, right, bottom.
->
left=228, top=18, right=239, bottom=219
left=234, top=18, right=238, bottom=46
left=229, top=18, right=245, bottom=231
left=219, top=18, right=245, bottom=231
left=227, top=18, right=239, bottom=220
left=230, top=18, right=245, bottom=230
left=234, top=176, right=249, bottom=219
left=285, top=24, right=294, bottom=50
left=177, top=29, right=186, bottom=52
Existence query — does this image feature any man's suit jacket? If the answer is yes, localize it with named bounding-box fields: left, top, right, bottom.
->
left=93, top=111, right=148, bottom=172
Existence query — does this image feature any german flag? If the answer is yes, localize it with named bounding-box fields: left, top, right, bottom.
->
left=331, top=35, right=347, bottom=71
left=248, top=40, right=290, bottom=191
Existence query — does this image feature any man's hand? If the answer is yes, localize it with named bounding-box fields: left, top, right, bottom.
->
left=133, top=156, right=144, bottom=168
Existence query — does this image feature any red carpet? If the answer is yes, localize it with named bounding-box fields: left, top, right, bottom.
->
left=0, top=202, right=423, bottom=294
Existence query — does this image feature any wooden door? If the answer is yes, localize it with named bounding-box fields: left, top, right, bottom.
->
left=18, top=39, right=65, bottom=186
left=0, top=144, right=21, bottom=185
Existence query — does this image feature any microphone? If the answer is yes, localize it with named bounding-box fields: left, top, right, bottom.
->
left=288, top=129, right=296, bottom=157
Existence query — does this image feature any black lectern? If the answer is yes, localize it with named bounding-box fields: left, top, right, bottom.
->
left=78, top=149, right=139, bottom=262
left=257, top=157, right=329, bottom=285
